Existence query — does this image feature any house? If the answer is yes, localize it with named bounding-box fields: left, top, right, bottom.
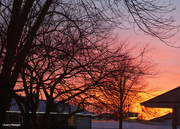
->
left=141, top=86, right=180, bottom=129
left=123, top=112, right=138, bottom=121
left=3, top=98, right=95, bottom=129
left=94, top=112, right=138, bottom=121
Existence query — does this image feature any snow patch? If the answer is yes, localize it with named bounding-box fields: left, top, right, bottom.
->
left=92, top=121, right=180, bottom=129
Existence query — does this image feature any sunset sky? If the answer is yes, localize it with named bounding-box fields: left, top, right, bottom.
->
left=116, top=0, right=180, bottom=92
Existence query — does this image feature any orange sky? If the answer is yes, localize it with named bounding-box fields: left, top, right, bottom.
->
left=116, top=0, right=180, bottom=92
left=132, top=91, right=173, bottom=120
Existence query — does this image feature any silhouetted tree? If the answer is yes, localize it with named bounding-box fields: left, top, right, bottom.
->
left=99, top=45, right=156, bottom=129
left=15, top=31, right=120, bottom=128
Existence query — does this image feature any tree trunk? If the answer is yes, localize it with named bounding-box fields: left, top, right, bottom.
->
left=119, top=79, right=124, bottom=129
left=119, top=115, right=123, bottom=129
left=22, top=114, right=32, bottom=129
left=119, top=103, right=123, bottom=129
left=0, top=83, right=13, bottom=129
left=40, top=101, right=52, bottom=129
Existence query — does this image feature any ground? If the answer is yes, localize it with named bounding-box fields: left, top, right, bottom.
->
left=92, top=120, right=180, bottom=129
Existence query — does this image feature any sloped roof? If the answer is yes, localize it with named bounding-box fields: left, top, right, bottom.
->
left=141, top=86, right=180, bottom=108
left=8, top=98, right=94, bottom=116
left=150, top=113, right=172, bottom=122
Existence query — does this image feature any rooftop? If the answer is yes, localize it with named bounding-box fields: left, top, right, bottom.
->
left=8, top=97, right=94, bottom=116
left=141, top=86, right=180, bottom=108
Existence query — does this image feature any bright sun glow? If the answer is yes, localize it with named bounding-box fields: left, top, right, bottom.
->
left=132, top=91, right=172, bottom=120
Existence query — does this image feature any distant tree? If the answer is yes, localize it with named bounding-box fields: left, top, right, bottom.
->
left=99, top=45, right=156, bottom=129
left=0, top=0, right=177, bottom=127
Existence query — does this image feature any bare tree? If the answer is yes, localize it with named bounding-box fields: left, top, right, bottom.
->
left=14, top=29, right=120, bottom=128
left=0, top=0, right=177, bottom=127
left=99, top=45, right=156, bottom=129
